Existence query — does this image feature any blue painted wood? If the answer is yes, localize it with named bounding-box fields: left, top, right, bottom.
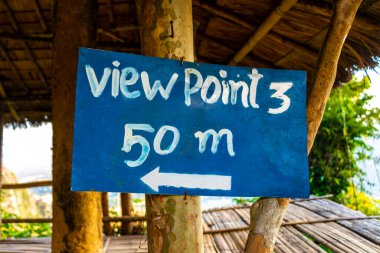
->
left=72, top=48, right=309, bottom=197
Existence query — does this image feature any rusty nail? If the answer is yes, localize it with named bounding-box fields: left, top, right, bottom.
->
left=170, top=20, right=174, bottom=38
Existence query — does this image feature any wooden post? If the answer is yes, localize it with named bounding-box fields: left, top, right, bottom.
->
left=120, top=193, right=133, bottom=235
left=102, top=193, right=113, bottom=235
left=52, top=1, right=103, bottom=252
left=140, top=1, right=203, bottom=252
left=244, top=0, right=362, bottom=252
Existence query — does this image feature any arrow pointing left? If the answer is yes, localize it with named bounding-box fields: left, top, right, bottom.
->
left=140, top=166, right=232, bottom=192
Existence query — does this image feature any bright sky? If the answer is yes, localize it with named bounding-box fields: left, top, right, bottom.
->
left=3, top=123, right=52, bottom=182
left=3, top=69, right=380, bottom=195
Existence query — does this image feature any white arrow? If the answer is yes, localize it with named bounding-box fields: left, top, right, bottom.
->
left=140, top=166, right=232, bottom=192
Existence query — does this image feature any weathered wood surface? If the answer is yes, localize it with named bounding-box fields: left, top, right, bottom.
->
left=285, top=204, right=380, bottom=253
left=140, top=0, right=203, bottom=252
left=295, top=199, right=380, bottom=245
left=2, top=199, right=379, bottom=253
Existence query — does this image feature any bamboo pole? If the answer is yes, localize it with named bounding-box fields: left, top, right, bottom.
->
left=228, top=0, right=298, bottom=66
left=2, top=216, right=146, bottom=224
left=51, top=1, right=103, bottom=252
left=2, top=180, right=52, bottom=189
left=140, top=1, right=203, bottom=252
left=120, top=193, right=134, bottom=235
left=244, top=0, right=363, bottom=252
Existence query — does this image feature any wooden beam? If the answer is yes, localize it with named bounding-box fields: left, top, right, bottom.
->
left=0, top=32, right=52, bottom=41
left=244, top=1, right=363, bottom=252
left=3, top=218, right=53, bottom=223
left=22, top=42, right=49, bottom=89
left=0, top=42, right=29, bottom=93
left=229, top=0, right=298, bottom=65
left=0, top=27, right=140, bottom=42
left=0, top=81, right=21, bottom=122
left=94, top=42, right=141, bottom=53
left=98, top=28, right=125, bottom=43
left=109, top=25, right=140, bottom=32
left=2, top=216, right=146, bottom=224
left=2, top=180, right=52, bottom=189
left=106, top=0, right=115, bottom=26
left=2, top=97, right=50, bottom=104
left=1, top=1, right=18, bottom=31
left=32, top=0, right=48, bottom=32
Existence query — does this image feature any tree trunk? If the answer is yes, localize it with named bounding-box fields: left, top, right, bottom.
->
left=244, top=0, right=362, bottom=252
left=52, top=1, right=103, bottom=252
left=306, top=0, right=363, bottom=153
left=120, top=193, right=133, bottom=235
left=140, top=1, right=203, bottom=252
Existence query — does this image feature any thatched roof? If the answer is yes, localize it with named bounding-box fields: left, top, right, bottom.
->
left=1, top=198, right=380, bottom=252
left=0, top=0, right=379, bottom=126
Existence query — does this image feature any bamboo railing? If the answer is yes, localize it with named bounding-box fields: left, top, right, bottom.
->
left=1, top=180, right=145, bottom=235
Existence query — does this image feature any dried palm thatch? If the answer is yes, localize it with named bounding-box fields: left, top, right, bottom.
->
left=0, top=0, right=379, bottom=127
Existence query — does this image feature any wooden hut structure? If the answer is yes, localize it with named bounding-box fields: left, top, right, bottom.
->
left=0, top=0, right=379, bottom=252
left=0, top=0, right=379, bottom=126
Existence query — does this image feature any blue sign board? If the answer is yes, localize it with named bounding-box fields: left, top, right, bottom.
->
left=72, top=48, right=309, bottom=198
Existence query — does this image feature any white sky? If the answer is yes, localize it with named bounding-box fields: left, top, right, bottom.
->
left=2, top=69, right=380, bottom=191
left=3, top=123, right=52, bottom=182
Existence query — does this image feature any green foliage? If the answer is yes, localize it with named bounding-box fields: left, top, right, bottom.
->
left=132, top=197, right=143, bottom=204
left=1, top=210, right=52, bottom=239
left=232, top=197, right=258, bottom=205
left=309, top=77, right=380, bottom=198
